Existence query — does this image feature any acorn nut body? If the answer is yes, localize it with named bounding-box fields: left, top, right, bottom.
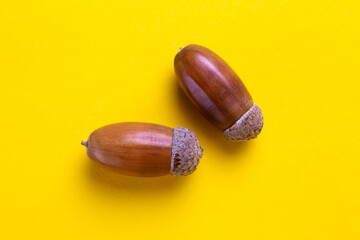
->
left=82, top=122, right=203, bottom=177
left=174, top=44, right=264, bottom=141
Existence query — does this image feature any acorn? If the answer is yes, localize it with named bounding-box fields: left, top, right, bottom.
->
left=81, top=122, right=203, bottom=177
left=174, top=44, right=264, bottom=141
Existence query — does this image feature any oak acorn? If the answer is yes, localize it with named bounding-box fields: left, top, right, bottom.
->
left=82, top=122, right=203, bottom=177
left=174, top=44, right=264, bottom=141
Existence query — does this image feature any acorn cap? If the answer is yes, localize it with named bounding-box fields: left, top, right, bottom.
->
left=223, top=103, right=264, bottom=141
left=171, top=127, right=203, bottom=176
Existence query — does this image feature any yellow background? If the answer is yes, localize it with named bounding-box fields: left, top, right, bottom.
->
left=1, top=1, right=360, bottom=239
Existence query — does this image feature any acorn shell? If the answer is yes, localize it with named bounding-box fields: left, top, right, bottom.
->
left=83, top=122, right=203, bottom=177
left=174, top=44, right=263, bottom=141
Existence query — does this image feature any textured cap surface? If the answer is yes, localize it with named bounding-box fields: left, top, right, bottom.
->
left=223, top=103, right=264, bottom=141
left=171, top=127, right=203, bottom=176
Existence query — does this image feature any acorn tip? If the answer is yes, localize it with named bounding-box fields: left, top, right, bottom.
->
left=81, top=141, right=88, bottom=147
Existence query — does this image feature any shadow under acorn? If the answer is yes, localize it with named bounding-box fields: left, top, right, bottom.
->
left=84, top=156, right=190, bottom=198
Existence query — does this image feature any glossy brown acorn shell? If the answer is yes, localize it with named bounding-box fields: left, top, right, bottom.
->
left=174, top=44, right=253, bottom=130
left=85, top=122, right=173, bottom=177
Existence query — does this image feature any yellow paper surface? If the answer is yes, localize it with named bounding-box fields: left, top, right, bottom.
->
left=1, top=1, right=359, bottom=239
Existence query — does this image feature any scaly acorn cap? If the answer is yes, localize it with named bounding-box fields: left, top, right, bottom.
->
left=223, top=103, right=264, bottom=141
left=171, top=127, right=203, bottom=176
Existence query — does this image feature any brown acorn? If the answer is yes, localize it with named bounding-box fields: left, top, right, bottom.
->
left=174, top=44, right=264, bottom=141
left=81, top=122, right=203, bottom=177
